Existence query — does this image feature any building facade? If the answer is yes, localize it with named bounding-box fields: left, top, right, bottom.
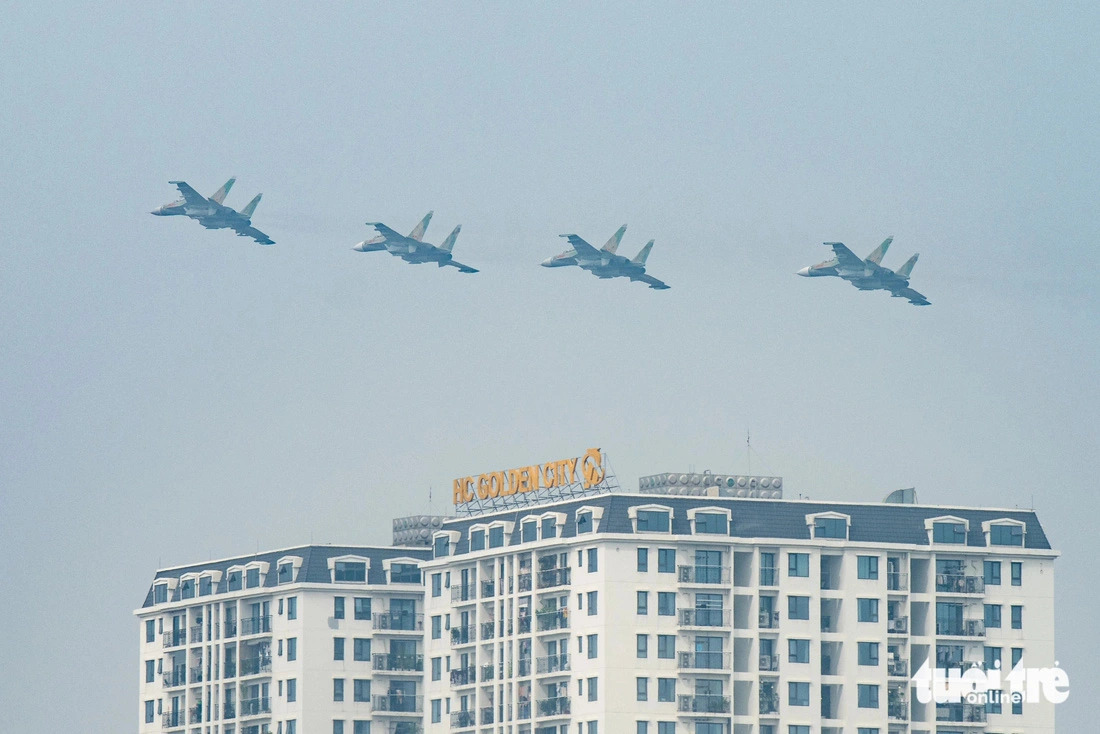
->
left=137, top=472, right=1057, bottom=734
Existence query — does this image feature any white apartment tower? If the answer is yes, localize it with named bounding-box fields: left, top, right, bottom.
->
left=137, top=466, right=1057, bottom=734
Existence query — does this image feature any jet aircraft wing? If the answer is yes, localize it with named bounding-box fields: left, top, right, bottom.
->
left=366, top=222, right=410, bottom=244
left=233, top=224, right=275, bottom=245
left=824, top=242, right=865, bottom=271
left=895, top=286, right=930, bottom=306
left=442, top=260, right=479, bottom=274
left=560, top=234, right=601, bottom=258
left=636, top=273, right=670, bottom=290
left=170, top=181, right=210, bottom=207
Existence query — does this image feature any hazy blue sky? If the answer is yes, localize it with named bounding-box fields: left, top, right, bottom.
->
left=1, top=2, right=1097, bottom=730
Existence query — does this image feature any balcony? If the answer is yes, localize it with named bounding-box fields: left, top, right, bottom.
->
left=387, top=724, right=423, bottom=734
left=481, top=581, right=496, bottom=598
left=239, top=697, right=271, bottom=716
left=480, top=621, right=496, bottom=640
left=518, top=658, right=532, bottom=676
left=373, top=653, right=424, bottom=672
left=480, top=706, right=494, bottom=725
left=224, top=662, right=237, bottom=678
left=887, top=616, right=909, bottom=634
left=536, top=654, right=570, bottom=674
left=759, top=654, right=779, bottom=672
left=888, top=658, right=909, bottom=677
left=516, top=701, right=531, bottom=720
left=936, top=619, right=985, bottom=637
left=450, top=710, right=476, bottom=728
left=240, top=616, right=271, bottom=636
left=677, top=694, right=731, bottom=714
left=678, top=651, right=729, bottom=670
left=239, top=656, right=272, bottom=676
left=189, top=666, right=203, bottom=684
left=679, top=608, right=730, bottom=627
left=372, top=694, right=423, bottom=714
left=936, top=574, right=985, bottom=594
left=451, top=584, right=475, bottom=603
left=537, top=567, right=571, bottom=589
left=888, top=572, right=909, bottom=591
left=224, top=620, right=237, bottom=637
left=759, top=693, right=780, bottom=715
left=162, top=711, right=184, bottom=728
left=480, top=663, right=495, bottom=681
left=518, top=573, right=532, bottom=592
left=758, top=611, right=779, bottom=629
left=537, top=696, right=571, bottom=717
left=517, top=615, right=532, bottom=634
left=163, top=630, right=187, bottom=647
left=190, top=625, right=204, bottom=643
left=188, top=705, right=202, bottom=724
left=163, top=668, right=187, bottom=687
left=936, top=702, right=987, bottom=724
left=449, top=666, right=476, bottom=686
left=450, top=625, right=475, bottom=645
left=223, top=703, right=236, bottom=719
left=678, top=565, right=730, bottom=584
left=889, top=699, right=909, bottom=721
left=536, top=610, right=569, bottom=632
left=375, top=611, right=424, bottom=632
left=759, top=567, right=778, bottom=586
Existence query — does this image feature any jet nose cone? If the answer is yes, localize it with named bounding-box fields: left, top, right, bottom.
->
left=796, top=266, right=811, bottom=277
left=540, top=257, right=554, bottom=267
left=352, top=242, right=365, bottom=252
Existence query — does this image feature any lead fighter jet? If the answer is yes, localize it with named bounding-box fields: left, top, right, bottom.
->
left=541, top=224, right=670, bottom=289
left=151, top=179, right=274, bottom=245
left=353, top=212, right=478, bottom=273
left=797, top=237, right=929, bottom=306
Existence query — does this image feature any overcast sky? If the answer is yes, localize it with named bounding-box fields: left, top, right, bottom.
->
left=1, top=2, right=1097, bottom=730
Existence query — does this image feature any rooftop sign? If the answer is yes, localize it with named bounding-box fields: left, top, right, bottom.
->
left=452, top=448, right=616, bottom=515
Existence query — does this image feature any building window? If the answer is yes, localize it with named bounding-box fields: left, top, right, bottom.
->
left=858, top=641, right=879, bottom=666
left=637, top=510, right=670, bottom=532
left=488, top=526, right=505, bottom=548
left=287, top=596, right=297, bottom=620
left=391, top=563, right=420, bottom=584
left=933, top=521, right=966, bottom=544
left=587, top=591, right=598, bottom=615
left=695, top=512, right=728, bottom=534
left=577, top=511, right=594, bottom=533
left=521, top=521, right=537, bottom=542
left=637, top=547, right=649, bottom=572
left=857, top=556, right=879, bottom=580
left=760, top=552, right=777, bottom=585
left=657, top=592, right=675, bottom=616
left=788, top=682, right=810, bottom=706
left=353, top=638, right=370, bottom=661
left=857, top=684, right=879, bottom=708
left=787, top=595, right=809, bottom=620
left=990, top=524, right=1024, bottom=546
left=334, top=561, right=366, bottom=582
left=286, top=679, right=296, bottom=703
left=334, top=597, right=345, bottom=619
left=789, top=728, right=809, bottom=734
left=144, top=659, right=154, bottom=682
left=1011, top=605, right=1023, bottom=629
left=333, top=637, right=345, bottom=661
left=1011, top=561, right=1022, bottom=586
left=333, top=678, right=344, bottom=701
left=199, top=576, right=213, bottom=596
left=587, top=634, right=598, bottom=658
left=287, top=638, right=297, bottom=662
left=353, top=679, right=370, bottom=702
left=637, top=722, right=648, bottom=734
left=144, top=700, right=154, bottom=723
left=431, top=615, right=442, bottom=639
left=788, top=639, right=810, bottom=663
left=333, top=721, right=344, bottom=734
left=153, top=583, right=168, bottom=604
left=278, top=563, right=294, bottom=583
left=984, top=561, right=1001, bottom=585
left=788, top=553, right=809, bottom=577
left=637, top=591, right=648, bottom=614
left=657, top=549, right=675, bottom=573
left=433, top=535, right=450, bottom=558
left=227, top=570, right=242, bottom=591
left=857, top=598, right=879, bottom=623
left=541, top=516, right=557, bottom=539
left=145, top=620, right=155, bottom=643
left=637, top=634, right=649, bottom=658
left=814, top=517, right=847, bottom=539
left=469, top=529, right=486, bottom=551
left=431, top=657, right=441, bottom=681
left=984, top=646, right=1001, bottom=671
left=354, top=597, right=370, bottom=620
left=657, top=635, right=675, bottom=659
left=587, top=548, right=598, bottom=572
left=658, top=724, right=675, bottom=734
left=180, top=579, right=195, bottom=599
left=431, top=699, right=442, bottom=723
left=429, top=573, right=443, bottom=598
left=637, top=677, right=649, bottom=701
left=587, top=677, right=598, bottom=701
left=985, top=604, right=1002, bottom=628
left=657, top=678, right=675, bottom=702
left=353, top=722, right=370, bottom=734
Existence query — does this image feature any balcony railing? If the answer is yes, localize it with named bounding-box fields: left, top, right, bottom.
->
left=163, top=668, right=187, bottom=687
left=239, top=697, right=271, bottom=716
left=375, top=612, right=424, bottom=632
left=223, top=702, right=236, bottom=719
left=451, top=625, right=475, bottom=645
left=537, top=567, right=571, bottom=589
left=536, top=654, right=570, bottom=674
left=936, top=574, right=985, bottom=594
left=481, top=581, right=496, bottom=597
left=678, top=651, right=729, bottom=670
left=190, top=625, right=204, bottom=643
left=677, top=565, right=730, bottom=584
left=889, top=700, right=909, bottom=720
left=936, top=703, right=987, bottom=723
left=162, top=711, right=184, bottom=728
left=224, top=662, right=236, bottom=678
left=239, top=657, right=272, bottom=676
left=480, top=664, right=495, bottom=681
left=679, top=608, right=729, bottom=627
left=449, top=666, right=476, bottom=686
left=450, top=710, right=476, bottom=728
left=223, top=620, right=237, bottom=637
left=518, top=574, right=532, bottom=592
left=480, top=706, right=494, bottom=725
left=516, top=701, right=531, bottom=720
left=888, top=616, right=909, bottom=634
left=536, top=610, right=569, bottom=631
left=888, top=658, right=909, bottom=677
left=759, top=567, right=778, bottom=586
left=480, top=621, right=496, bottom=640
left=163, top=630, right=187, bottom=647
left=537, top=696, right=571, bottom=717
left=936, top=619, right=985, bottom=637
left=888, top=572, right=909, bottom=591
left=518, top=658, right=532, bottom=676
left=759, top=693, right=779, bottom=715
left=373, top=653, right=424, bottom=672
left=677, top=694, right=731, bottom=714
left=759, top=611, right=779, bottom=629
left=240, top=616, right=271, bottom=635
left=759, top=654, right=779, bottom=671
left=387, top=723, right=422, bottom=734
left=517, top=615, right=532, bottom=634
left=188, top=705, right=202, bottom=724
left=189, top=666, right=203, bottom=683
left=372, top=694, right=423, bottom=713
left=451, top=585, right=475, bottom=603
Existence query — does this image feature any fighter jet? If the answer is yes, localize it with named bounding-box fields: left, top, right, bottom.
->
left=797, top=237, right=929, bottom=305
left=541, top=225, right=669, bottom=290
left=353, top=212, right=478, bottom=273
left=152, top=179, right=274, bottom=245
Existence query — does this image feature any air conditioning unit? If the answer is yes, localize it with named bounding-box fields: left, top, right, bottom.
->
left=678, top=566, right=691, bottom=582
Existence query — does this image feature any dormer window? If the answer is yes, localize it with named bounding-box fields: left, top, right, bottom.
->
left=807, top=512, right=850, bottom=540
left=227, top=569, right=242, bottom=592
left=577, top=511, right=593, bottom=533
left=278, top=562, right=295, bottom=584
left=985, top=520, right=1025, bottom=547
left=154, top=583, right=169, bottom=604
left=541, top=516, right=558, bottom=539
left=179, top=577, right=196, bottom=599
left=390, top=562, right=421, bottom=584
left=199, top=576, right=213, bottom=596
left=630, top=505, right=672, bottom=533
left=434, top=535, right=451, bottom=558
left=470, top=528, right=486, bottom=552
left=521, top=520, right=538, bottom=542
left=489, top=526, right=505, bottom=548
left=246, top=567, right=261, bottom=588
left=334, top=560, right=367, bottom=582
left=933, top=521, right=966, bottom=544
left=695, top=512, right=728, bottom=534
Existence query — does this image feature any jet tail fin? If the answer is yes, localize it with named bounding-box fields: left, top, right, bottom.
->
left=439, top=225, right=461, bottom=253
left=865, top=236, right=893, bottom=264
left=210, top=177, right=236, bottom=204
left=239, top=193, right=262, bottom=219
left=631, top=239, right=655, bottom=265
left=895, top=253, right=918, bottom=279
left=408, top=211, right=433, bottom=241
left=602, top=224, right=627, bottom=253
